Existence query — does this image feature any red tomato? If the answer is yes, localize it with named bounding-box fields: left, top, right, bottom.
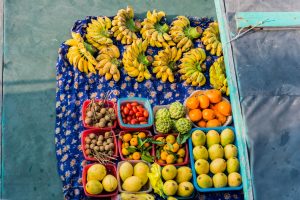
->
left=123, top=119, right=127, bottom=124
left=137, top=106, right=144, bottom=112
left=132, top=106, right=138, bottom=113
left=143, top=110, right=149, bottom=117
left=136, top=112, right=143, bottom=117
left=126, top=116, right=132, bottom=121
left=123, top=107, right=129, bottom=115
left=131, top=119, right=138, bottom=124
left=126, top=103, right=132, bottom=109
left=129, top=110, right=134, bottom=116
left=121, top=105, right=124, bottom=110
left=138, top=117, right=146, bottom=122
left=140, top=121, right=147, bottom=124
left=131, top=102, right=138, bottom=106
left=121, top=112, right=125, bottom=118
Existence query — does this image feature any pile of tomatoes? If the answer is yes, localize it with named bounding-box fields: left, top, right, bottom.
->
left=120, top=102, right=149, bottom=124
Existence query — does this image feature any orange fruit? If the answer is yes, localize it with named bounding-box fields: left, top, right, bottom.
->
left=163, top=144, right=170, bottom=151
left=166, top=154, right=176, bottom=164
left=206, top=119, right=221, bottom=127
left=132, top=152, right=141, bottom=160
left=157, top=159, right=166, bottom=164
left=205, top=89, right=222, bottom=104
left=138, top=132, right=146, bottom=139
left=202, top=109, right=216, bottom=121
left=160, top=151, right=168, bottom=161
left=122, top=148, right=129, bottom=156
left=214, top=109, right=227, bottom=125
left=130, top=138, right=138, bottom=146
left=197, top=120, right=206, bottom=127
left=216, top=100, right=232, bottom=116
left=172, top=143, right=180, bottom=153
left=166, top=135, right=176, bottom=145
left=144, top=142, right=150, bottom=148
left=122, top=133, right=132, bottom=142
left=177, top=157, right=184, bottom=164
left=186, top=96, right=199, bottom=109
left=122, top=142, right=129, bottom=148
left=198, top=94, right=210, bottom=109
left=188, top=109, right=202, bottom=122
left=177, top=148, right=185, bottom=158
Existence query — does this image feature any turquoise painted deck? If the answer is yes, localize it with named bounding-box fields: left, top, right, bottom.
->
left=1, top=0, right=216, bottom=199
left=236, top=12, right=300, bottom=29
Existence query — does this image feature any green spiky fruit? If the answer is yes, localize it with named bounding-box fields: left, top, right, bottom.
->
left=175, top=118, right=192, bottom=134
left=155, top=108, right=171, bottom=120
left=156, top=117, right=172, bottom=134
left=169, top=102, right=185, bottom=119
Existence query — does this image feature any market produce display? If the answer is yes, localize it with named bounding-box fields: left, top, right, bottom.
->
left=154, top=134, right=187, bottom=165
left=170, top=16, right=202, bottom=52
left=154, top=101, right=191, bottom=135
left=83, top=99, right=117, bottom=128
left=185, top=89, right=232, bottom=128
left=119, top=131, right=153, bottom=162
left=120, top=101, right=149, bottom=124
left=83, top=131, right=115, bottom=159
left=55, top=5, right=244, bottom=200
left=118, top=161, right=151, bottom=192
left=209, top=56, right=229, bottom=95
left=141, top=10, right=175, bottom=48
left=84, top=164, right=118, bottom=195
left=201, top=22, right=222, bottom=56
left=190, top=128, right=242, bottom=189
left=111, top=6, right=141, bottom=45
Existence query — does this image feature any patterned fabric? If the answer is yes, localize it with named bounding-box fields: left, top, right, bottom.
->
left=55, top=16, right=243, bottom=199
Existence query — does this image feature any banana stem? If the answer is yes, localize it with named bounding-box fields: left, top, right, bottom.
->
left=185, top=26, right=202, bottom=39
left=138, top=54, right=153, bottom=66
left=196, top=62, right=206, bottom=72
left=155, top=23, right=169, bottom=33
left=84, top=42, right=97, bottom=55
left=126, top=18, right=141, bottom=32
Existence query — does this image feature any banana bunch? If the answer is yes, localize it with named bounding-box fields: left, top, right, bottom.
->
left=152, top=46, right=182, bottom=82
left=122, top=39, right=152, bottom=82
left=95, top=45, right=121, bottom=81
left=86, top=16, right=113, bottom=50
left=178, top=48, right=207, bottom=86
left=201, top=22, right=222, bottom=56
left=120, top=193, right=155, bottom=200
left=210, top=56, right=229, bottom=95
left=140, top=10, right=175, bottom=48
left=65, top=32, right=97, bottom=74
left=111, top=6, right=141, bottom=45
left=170, top=16, right=202, bottom=52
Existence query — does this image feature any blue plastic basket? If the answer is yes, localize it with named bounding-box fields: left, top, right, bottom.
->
left=188, top=126, right=243, bottom=192
left=117, top=97, right=154, bottom=130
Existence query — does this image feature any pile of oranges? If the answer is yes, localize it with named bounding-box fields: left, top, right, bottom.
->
left=120, top=132, right=150, bottom=160
left=155, top=135, right=186, bottom=165
left=186, top=89, right=232, bottom=128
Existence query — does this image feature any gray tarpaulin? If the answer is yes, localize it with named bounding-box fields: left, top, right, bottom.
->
left=222, top=1, right=300, bottom=199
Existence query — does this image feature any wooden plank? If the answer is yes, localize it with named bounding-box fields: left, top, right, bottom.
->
left=236, top=12, right=300, bottom=29
left=214, top=1, right=254, bottom=200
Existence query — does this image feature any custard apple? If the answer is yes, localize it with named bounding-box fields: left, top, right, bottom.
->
left=156, top=117, right=172, bottom=134
left=155, top=108, right=171, bottom=120
left=171, top=119, right=178, bottom=132
left=169, top=102, right=185, bottom=119
left=175, top=118, right=192, bottom=134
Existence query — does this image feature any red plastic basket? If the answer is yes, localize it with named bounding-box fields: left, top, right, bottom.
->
left=82, top=163, right=118, bottom=198
left=118, top=130, right=153, bottom=161
left=82, top=99, right=117, bottom=130
left=81, top=129, right=118, bottom=161
left=152, top=134, right=189, bottom=166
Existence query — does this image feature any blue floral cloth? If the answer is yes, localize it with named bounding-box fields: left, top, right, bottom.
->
left=55, top=16, right=244, bottom=199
